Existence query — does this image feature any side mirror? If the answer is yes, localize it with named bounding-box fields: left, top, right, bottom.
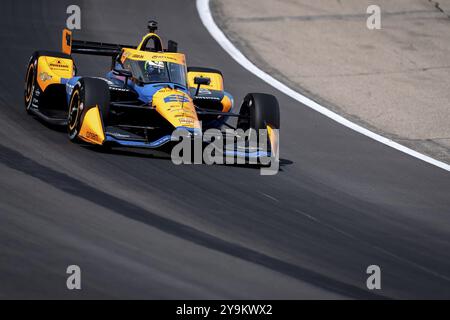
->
left=193, top=77, right=211, bottom=96
left=194, top=76, right=211, bottom=86
left=113, top=68, right=132, bottom=88
left=113, top=68, right=132, bottom=78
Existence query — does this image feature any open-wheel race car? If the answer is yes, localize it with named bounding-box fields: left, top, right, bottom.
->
left=24, top=21, right=279, bottom=162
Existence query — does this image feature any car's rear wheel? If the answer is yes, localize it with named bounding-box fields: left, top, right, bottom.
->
left=24, top=56, right=37, bottom=113
left=24, top=51, right=75, bottom=115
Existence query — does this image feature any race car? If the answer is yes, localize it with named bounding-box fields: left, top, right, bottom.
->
left=24, top=21, right=279, bottom=162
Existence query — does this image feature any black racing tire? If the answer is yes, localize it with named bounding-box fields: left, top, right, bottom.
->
left=67, top=77, right=110, bottom=142
left=24, top=51, right=74, bottom=114
left=24, top=54, right=38, bottom=113
left=237, top=93, right=280, bottom=131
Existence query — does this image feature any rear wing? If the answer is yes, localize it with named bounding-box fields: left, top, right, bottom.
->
left=62, top=28, right=178, bottom=57
left=62, top=29, right=136, bottom=57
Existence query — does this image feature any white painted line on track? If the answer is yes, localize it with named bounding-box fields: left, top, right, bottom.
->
left=259, top=192, right=279, bottom=202
left=196, top=0, right=450, bottom=172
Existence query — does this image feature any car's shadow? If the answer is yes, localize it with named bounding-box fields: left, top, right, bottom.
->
left=83, top=144, right=294, bottom=171
left=34, top=117, right=294, bottom=172
left=34, top=116, right=67, bottom=133
left=84, top=145, right=172, bottom=161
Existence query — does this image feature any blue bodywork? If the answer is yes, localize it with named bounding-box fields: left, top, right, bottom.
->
left=62, top=71, right=266, bottom=160
left=64, top=71, right=233, bottom=115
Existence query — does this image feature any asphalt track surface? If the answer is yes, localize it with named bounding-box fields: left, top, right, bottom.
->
left=0, top=0, right=449, bottom=299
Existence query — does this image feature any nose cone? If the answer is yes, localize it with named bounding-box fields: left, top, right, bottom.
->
left=152, top=88, right=200, bottom=129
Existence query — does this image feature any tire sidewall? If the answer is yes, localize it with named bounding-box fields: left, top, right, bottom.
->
left=68, top=82, right=83, bottom=141
left=67, top=78, right=110, bottom=141
left=24, top=55, right=38, bottom=113
left=238, top=93, right=280, bottom=131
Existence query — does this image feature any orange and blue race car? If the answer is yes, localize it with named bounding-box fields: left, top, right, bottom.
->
left=24, top=21, right=279, bottom=161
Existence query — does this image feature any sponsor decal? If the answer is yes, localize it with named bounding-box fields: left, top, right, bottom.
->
left=150, top=54, right=177, bottom=62
left=198, top=88, right=211, bottom=95
left=193, top=95, right=220, bottom=100
left=48, top=59, right=70, bottom=71
left=164, top=94, right=190, bottom=103
left=39, top=72, right=52, bottom=82
left=109, top=86, right=130, bottom=92
left=179, top=118, right=194, bottom=125
left=86, top=131, right=99, bottom=142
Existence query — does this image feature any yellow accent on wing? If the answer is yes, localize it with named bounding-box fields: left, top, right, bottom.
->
left=221, top=95, right=232, bottom=113
left=187, top=71, right=223, bottom=91
left=121, top=48, right=186, bottom=65
left=36, top=56, right=73, bottom=91
left=79, top=107, right=105, bottom=145
left=152, top=89, right=200, bottom=129
left=62, top=29, right=72, bottom=55
left=267, top=125, right=278, bottom=154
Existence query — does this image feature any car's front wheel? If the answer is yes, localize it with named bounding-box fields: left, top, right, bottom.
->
left=237, top=93, right=280, bottom=133
left=68, top=77, right=110, bottom=142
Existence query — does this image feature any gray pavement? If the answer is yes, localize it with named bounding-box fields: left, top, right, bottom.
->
left=0, top=0, right=449, bottom=299
left=212, top=0, right=450, bottom=163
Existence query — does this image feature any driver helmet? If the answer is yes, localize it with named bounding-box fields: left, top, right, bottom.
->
left=145, top=60, right=164, bottom=76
